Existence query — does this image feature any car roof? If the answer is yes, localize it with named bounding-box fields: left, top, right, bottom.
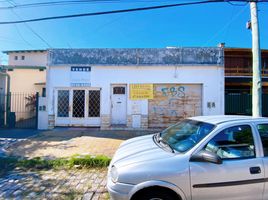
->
left=189, top=115, right=268, bottom=125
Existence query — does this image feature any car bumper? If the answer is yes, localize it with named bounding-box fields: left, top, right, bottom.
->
left=107, top=178, right=135, bottom=200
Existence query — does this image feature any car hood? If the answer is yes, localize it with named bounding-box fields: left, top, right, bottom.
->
left=111, top=134, right=175, bottom=168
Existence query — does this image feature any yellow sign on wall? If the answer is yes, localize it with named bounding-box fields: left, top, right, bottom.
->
left=130, top=84, right=154, bottom=100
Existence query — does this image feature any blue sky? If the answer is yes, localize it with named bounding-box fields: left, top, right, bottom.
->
left=0, top=0, right=267, bottom=63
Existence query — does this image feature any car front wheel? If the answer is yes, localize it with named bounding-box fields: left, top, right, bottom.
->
left=133, top=189, right=179, bottom=200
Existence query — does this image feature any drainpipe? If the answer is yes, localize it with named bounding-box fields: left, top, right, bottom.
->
left=0, top=71, right=11, bottom=127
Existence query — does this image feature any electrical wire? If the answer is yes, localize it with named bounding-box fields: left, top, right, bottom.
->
left=0, top=0, right=266, bottom=9
left=0, top=0, right=210, bottom=9
left=1, top=0, right=263, bottom=25
left=6, top=1, right=52, bottom=47
left=204, top=4, right=248, bottom=46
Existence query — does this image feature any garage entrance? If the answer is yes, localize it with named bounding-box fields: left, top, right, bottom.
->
left=148, top=84, right=202, bottom=128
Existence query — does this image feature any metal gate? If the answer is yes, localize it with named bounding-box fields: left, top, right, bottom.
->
left=0, top=93, right=39, bottom=129
left=225, top=93, right=268, bottom=116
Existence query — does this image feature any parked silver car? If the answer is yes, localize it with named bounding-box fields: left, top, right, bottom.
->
left=107, top=115, right=268, bottom=200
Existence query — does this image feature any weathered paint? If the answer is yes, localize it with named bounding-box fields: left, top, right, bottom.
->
left=48, top=48, right=224, bottom=66
left=148, top=84, right=202, bottom=128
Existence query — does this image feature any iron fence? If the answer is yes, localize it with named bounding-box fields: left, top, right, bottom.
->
left=225, top=93, right=268, bottom=117
left=0, top=92, right=39, bottom=129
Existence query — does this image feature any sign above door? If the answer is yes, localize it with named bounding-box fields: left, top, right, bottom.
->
left=70, top=66, right=91, bottom=87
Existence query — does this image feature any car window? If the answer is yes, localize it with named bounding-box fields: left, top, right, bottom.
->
left=205, top=125, right=255, bottom=159
left=160, top=120, right=215, bottom=153
left=257, top=124, right=268, bottom=156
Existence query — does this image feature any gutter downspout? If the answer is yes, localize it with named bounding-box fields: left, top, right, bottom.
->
left=0, top=71, right=11, bottom=127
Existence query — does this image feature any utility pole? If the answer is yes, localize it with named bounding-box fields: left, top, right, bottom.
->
left=250, top=0, right=262, bottom=117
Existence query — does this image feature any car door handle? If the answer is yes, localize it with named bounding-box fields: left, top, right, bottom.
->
left=250, top=167, right=261, bottom=174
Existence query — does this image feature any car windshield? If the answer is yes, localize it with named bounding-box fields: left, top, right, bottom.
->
left=160, top=119, right=215, bottom=153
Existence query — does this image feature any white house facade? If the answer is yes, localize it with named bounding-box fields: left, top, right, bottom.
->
left=46, top=48, right=224, bottom=130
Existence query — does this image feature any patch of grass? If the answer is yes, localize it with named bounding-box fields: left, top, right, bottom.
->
left=69, top=155, right=111, bottom=168
left=0, top=155, right=111, bottom=173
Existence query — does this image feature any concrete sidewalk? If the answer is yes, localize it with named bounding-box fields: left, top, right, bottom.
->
left=0, top=129, right=41, bottom=139
left=0, top=129, right=41, bottom=157
left=5, top=128, right=157, bottom=159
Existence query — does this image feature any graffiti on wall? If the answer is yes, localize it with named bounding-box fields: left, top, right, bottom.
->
left=149, top=84, right=202, bottom=128
left=161, top=86, right=186, bottom=98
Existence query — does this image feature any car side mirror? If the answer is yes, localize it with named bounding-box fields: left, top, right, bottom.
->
left=190, top=150, right=222, bottom=164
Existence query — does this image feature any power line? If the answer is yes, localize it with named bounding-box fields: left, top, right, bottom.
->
left=0, top=0, right=231, bottom=9
left=6, top=1, right=52, bottom=47
left=0, top=0, right=121, bottom=9
left=0, top=0, right=211, bottom=9
left=1, top=0, right=264, bottom=25
left=204, top=4, right=248, bottom=46
left=13, top=24, right=35, bottom=47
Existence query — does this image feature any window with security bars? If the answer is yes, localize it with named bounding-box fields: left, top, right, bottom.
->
left=113, top=87, right=125, bottom=94
left=73, top=90, right=85, bottom=118
left=57, top=90, right=69, bottom=117
left=88, top=90, right=100, bottom=117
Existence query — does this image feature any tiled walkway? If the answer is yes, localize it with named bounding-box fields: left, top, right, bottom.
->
left=0, top=168, right=108, bottom=200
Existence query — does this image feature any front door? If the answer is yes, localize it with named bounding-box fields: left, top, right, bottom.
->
left=55, top=88, right=100, bottom=126
left=111, top=85, right=127, bottom=125
left=190, top=124, right=264, bottom=200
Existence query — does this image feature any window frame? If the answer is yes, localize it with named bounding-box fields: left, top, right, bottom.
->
left=198, top=123, right=259, bottom=161
left=255, top=123, right=268, bottom=157
left=113, top=86, right=126, bottom=95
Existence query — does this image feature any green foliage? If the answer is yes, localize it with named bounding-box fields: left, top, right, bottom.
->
left=68, top=155, right=111, bottom=168
left=0, top=154, right=111, bottom=174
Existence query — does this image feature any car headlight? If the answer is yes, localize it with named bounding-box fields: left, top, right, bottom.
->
left=110, top=165, right=119, bottom=183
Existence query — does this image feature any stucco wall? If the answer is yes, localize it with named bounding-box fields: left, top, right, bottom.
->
left=8, top=52, right=47, bottom=66
left=7, top=69, right=46, bottom=94
left=46, top=65, right=224, bottom=128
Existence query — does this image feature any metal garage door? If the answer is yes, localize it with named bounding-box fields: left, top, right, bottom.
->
left=149, top=84, right=202, bottom=128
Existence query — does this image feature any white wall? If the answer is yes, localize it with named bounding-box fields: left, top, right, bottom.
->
left=7, top=69, right=46, bottom=94
left=38, top=97, right=48, bottom=130
left=47, top=65, right=224, bottom=117
left=8, top=52, right=47, bottom=66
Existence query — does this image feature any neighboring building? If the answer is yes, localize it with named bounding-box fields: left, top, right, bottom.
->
left=0, top=69, right=6, bottom=95
left=46, top=48, right=224, bottom=130
left=0, top=68, right=7, bottom=126
left=0, top=50, right=47, bottom=128
left=224, top=48, right=268, bottom=116
left=2, top=50, right=47, bottom=96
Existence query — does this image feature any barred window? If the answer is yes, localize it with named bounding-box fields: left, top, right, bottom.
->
left=88, top=90, right=100, bottom=117
left=73, top=90, right=85, bottom=118
left=57, top=90, right=69, bottom=117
